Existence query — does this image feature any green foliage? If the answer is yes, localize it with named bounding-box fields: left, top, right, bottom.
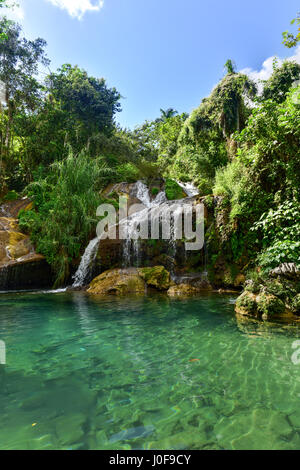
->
left=252, top=200, right=300, bottom=271
left=3, top=189, right=18, bottom=201
left=165, top=179, right=186, bottom=201
left=283, top=14, right=300, bottom=48
left=166, top=71, right=257, bottom=194
left=261, top=61, right=300, bottom=103
left=19, top=151, right=106, bottom=287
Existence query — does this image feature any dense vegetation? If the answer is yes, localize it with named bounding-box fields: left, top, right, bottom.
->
left=0, top=8, right=299, bottom=286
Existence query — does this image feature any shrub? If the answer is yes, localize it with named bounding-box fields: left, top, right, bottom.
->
left=19, top=151, right=105, bottom=287
left=165, top=179, right=186, bottom=200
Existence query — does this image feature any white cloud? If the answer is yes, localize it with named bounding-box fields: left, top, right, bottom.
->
left=2, top=1, right=25, bottom=21
left=46, top=0, right=104, bottom=20
left=240, top=45, right=300, bottom=91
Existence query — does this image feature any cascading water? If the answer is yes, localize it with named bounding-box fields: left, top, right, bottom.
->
left=122, top=181, right=170, bottom=268
left=177, top=181, right=199, bottom=197
left=73, top=179, right=204, bottom=287
left=72, top=237, right=100, bottom=287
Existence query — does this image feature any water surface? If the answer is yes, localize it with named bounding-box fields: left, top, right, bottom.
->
left=0, top=291, right=300, bottom=450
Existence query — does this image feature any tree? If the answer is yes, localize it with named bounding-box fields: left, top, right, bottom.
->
left=0, top=20, right=49, bottom=152
left=261, top=61, right=300, bottom=103
left=0, top=19, right=49, bottom=190
left=46, top=64, right=122, bottom=152
left=283, top=14, right=300, bottom=48
left=156, top=108, right=178, bottom=123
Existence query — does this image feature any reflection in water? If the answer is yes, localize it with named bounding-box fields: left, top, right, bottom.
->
left=0, top=292, right=299, bottom=450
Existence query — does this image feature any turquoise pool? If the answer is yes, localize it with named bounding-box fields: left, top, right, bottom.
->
left=0, top=291, right=299, bottom=450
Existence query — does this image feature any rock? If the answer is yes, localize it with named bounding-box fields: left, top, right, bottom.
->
left=291, top=294, right=300, bottom=315
left=235, top=291, right=259, bottom=317
left=55, top=413, right=85, bottom=447
left=138, top=266, right=172, bottom=290
left=256, top=293, right=286, bottom=319
left=88, top=268, right=146, bottom=295
left=235, top=291, right=290, bottom=321
left=167, top=284, right=200, bottom=297
left=234, top=273, right=246, bottom=287
left=270, top=263, right=300, bottom=280
left=0, top=199, right=53, bottom=290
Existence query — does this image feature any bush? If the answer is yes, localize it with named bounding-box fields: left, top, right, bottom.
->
left=165, top=179, right=186, bottom=200
left=19, top=151, right=106, bottom=287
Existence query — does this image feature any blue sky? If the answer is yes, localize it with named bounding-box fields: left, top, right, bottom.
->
left=5, top=0, right=300, bottom=129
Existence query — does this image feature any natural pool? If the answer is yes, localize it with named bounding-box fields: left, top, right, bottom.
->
left=0, top=291, right=300, bottom=450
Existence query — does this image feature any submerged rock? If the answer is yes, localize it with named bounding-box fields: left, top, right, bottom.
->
left=167, top=284, right=200, bottom=297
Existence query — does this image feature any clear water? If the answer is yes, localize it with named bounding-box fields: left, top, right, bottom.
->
left=0, top=291, right=300, bottom=450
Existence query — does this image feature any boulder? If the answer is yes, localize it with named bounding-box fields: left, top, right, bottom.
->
left=88, top=266, right=174, bottom=295
left=138, top=266, right=172, bottom=290
left=235, top=291, right=291, bottom=321
left=167, top=284, right=200, bottom=297
left=88, top=268, right=146, bottom=296
left=0, top=198, right=53, bottom=290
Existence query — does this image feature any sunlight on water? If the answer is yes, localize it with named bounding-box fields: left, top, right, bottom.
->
left=0, top=292, right=300, bottom=450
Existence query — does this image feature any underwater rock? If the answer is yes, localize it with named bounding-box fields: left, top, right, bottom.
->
left=167, top=284, right=200, bottom=297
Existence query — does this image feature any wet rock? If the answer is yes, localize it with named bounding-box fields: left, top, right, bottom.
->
left=235, top=291, right=290, bottom=321
left=88, top=268, right=146, bottom=295
left=167, top=284, right=200, bottom=297
left=138, top=266, right=172, bottom=291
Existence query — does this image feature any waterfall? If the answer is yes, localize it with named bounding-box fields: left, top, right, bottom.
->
left=122, top=182, right=169, bottom=267
left=73, top=180, right=203, bottom=287
left=134, top=181, right=152, bottom=208
left=72, top=237, right=100, bottom=288
left=177, top=181, right=199, bottom=197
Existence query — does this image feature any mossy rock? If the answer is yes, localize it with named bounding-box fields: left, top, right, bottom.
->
left=88, top=268, right=146, bottom=296
left=256, top=293, right=286, bottom=319
left=235, top=291, right=258, bottom=317
left=167, top=284, right=199, bottom=297
left=291, top=294, right=300, bottom=315
left=236, top=290, right=287, bottom=320
left=138, top=266, right=172, bottom=291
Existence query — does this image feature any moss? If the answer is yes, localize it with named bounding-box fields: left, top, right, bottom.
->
left=291, top=294, right=300, bottom=315
left=165, top=179, right=186, bottom=201
left=256, top=293, right=286, bottom=318
left=88, top=269, right=145, bottom=296
left=151, top=187, right=159, bottom=196
left=138, top=266, right=171, bottom=290
left=235, top=291, right=257, bottom=315
left=204, top=195, right=214, bottom=209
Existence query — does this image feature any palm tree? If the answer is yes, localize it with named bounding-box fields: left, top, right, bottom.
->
left=156, top=108, right=178, bottom=123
